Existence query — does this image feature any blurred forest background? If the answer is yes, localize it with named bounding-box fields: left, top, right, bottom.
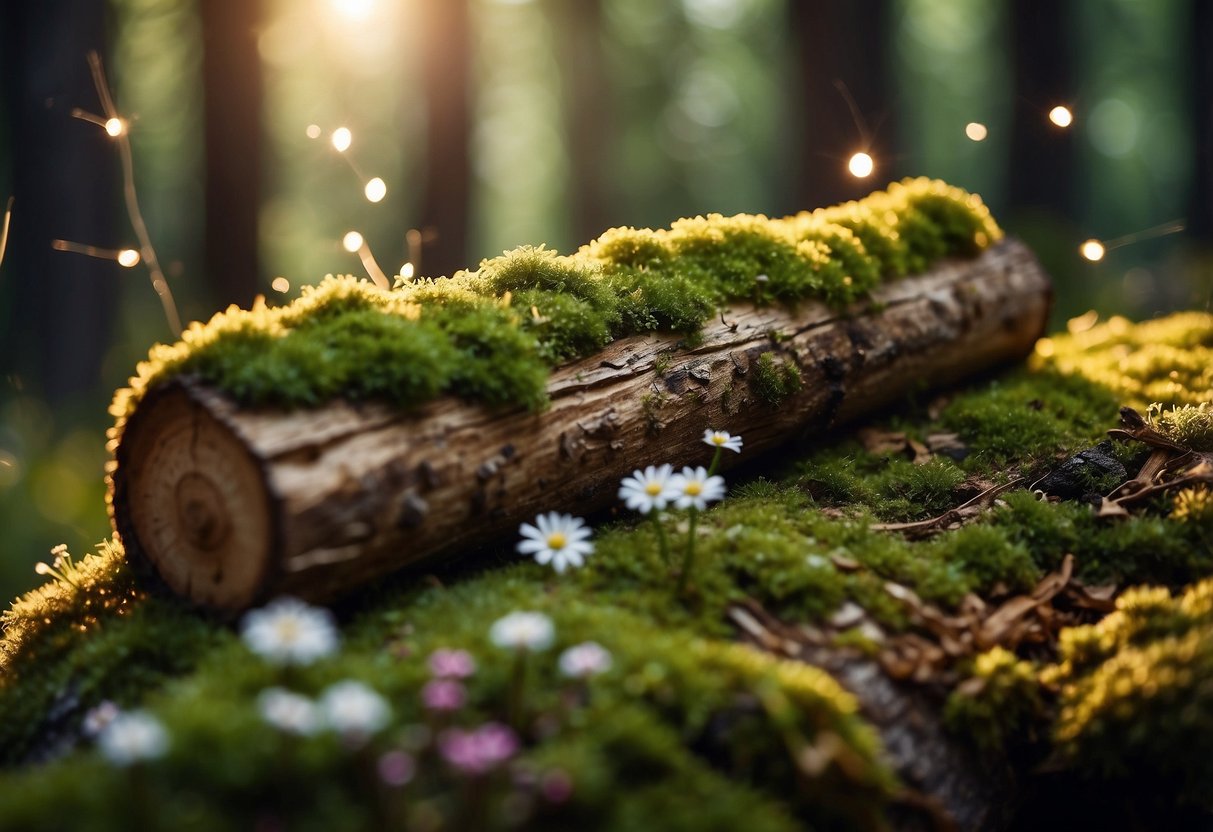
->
left=0, top=0, right=1210, bottom=600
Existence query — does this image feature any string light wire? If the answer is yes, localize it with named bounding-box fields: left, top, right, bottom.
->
left=87, top=50, right=182, bottom=336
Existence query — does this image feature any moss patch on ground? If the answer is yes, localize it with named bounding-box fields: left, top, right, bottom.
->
left=3, top=292, right=1212, bottom=821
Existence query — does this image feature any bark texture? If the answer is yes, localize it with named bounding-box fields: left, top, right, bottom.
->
left=111, top=238, right=1051, bottom=611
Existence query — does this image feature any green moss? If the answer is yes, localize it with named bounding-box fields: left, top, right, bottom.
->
left=750, top=352, right=802, bottom=406
left=109, top=179, right=1001, bottom=446
left=945, top=647, right=1044, bottom=752
left=1044, top=579, right=1213, bottom=808
left=1146, top=401, right=1213, bottom=451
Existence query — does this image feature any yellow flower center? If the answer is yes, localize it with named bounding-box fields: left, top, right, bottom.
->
left=547, top=532, right=567, bottom=550
left=712, top=435, right=726, bottom=445
left=684, top=482, right=702, bottom=497
left=645, top=482, right=663, bottom=496
left=274, top=618, right=301, bottom=642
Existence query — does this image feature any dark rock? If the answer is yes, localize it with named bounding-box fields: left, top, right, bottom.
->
left=1037, top=441, right=1127, bottom=501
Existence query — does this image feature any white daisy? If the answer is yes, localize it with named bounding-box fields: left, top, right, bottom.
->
left=558, top=641, right=613, bottom=679
left=517, top=512, right=594, bottom=573
left=241, top=597, right=339, bottom=666
left=97, top=710, right=168, bottom=766
left=669, top=466, right=727, bottom=511
left=319, top=680, right=391, bottom=738
left=702, top=429, right=743, bottom=454
left=489, top=611, right=555, bottom=653
left=257, top=687, right=322, bottom=736
left=618, top=464, right=679, bottom=514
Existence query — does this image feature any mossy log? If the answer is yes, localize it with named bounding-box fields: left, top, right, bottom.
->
left=112, top=237, right=1050, bottom=610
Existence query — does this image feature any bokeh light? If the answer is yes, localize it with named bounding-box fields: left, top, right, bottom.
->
left=1080, top=239, right=1106, bottom=261
left=342, top=231, right=364, bottom=253
left=364, top=177, right=387, bottom=203
left=1049, top=105, right=1074, bottom=128
left=847, top=151, right=874, bottom=178
left=104, top=118, right=125, bottom=137
left=965, top=122, right=988, bottom=142
left=331, top=127, right=352, bottom=153
left=271, top=276, right=291, bottom=293
left=117, top=249, right=141, bottom=268
left=305, top=124, right=322, bottom=139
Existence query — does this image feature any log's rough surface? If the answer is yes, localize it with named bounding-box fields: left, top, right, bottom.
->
left=112, top=238, right=1051, bottom=610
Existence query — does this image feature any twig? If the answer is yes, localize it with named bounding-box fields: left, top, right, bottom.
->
left=871, top=477, right=1025, bottom=536
left=0, top=197, right=12, bottom=270
left=87, top=51, right=182, bottom=336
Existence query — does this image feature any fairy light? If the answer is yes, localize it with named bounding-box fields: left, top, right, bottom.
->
left=847, top=151, right=874, bottom=178
left=965, top=122, right=988, bottom=142
left=52, top=239, right=141, bottom=268
left=399, top=262, right=415, bottom=280
left=104, top=117, right=125, bottom=137
left=364, top=177, right=387, bottom=203
left=305, top=124, right=322, bottom=140
left=1077, top=220, right=1185, bottom=262
left=271, top=276, right=291, bottom=293
left=331, top=127, right=352, bottom=153
left=1079, top=239, right=1105, bottom=262
left=1049, top=106, right=1074, bottom=128
left=342, top=231, right=364, bottom=253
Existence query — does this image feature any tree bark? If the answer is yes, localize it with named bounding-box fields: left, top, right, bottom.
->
left=200, top=0, right=263, bottom=309
left=111, top=238, right=1051, bottom=611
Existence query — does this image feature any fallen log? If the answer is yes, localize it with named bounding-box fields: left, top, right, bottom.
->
left=111, top=237, right=1051, bottom=610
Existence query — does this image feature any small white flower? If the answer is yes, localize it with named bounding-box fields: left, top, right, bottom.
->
left=558, top=641, right=613, bottom=679
left=82, top=700, right=120, bottom=738
left=320, top=680, right=391, bottom=737
left=241, top=597, right=339, bottom=666
left=489, top=611, right=555, bottom=653
left=618, top=464, right=679, bottom=514
left=517, top=512, right=594, bottom=573
left=702, top=429, right=743, bottom=454
left=258, top=687, right=322, bottom=736
left=669, top=466, right=727, bottom=511
left=97, top=710, right=168, bottom=766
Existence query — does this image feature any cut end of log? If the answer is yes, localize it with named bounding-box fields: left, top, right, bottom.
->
left=114, top=383, right=274, bottom=609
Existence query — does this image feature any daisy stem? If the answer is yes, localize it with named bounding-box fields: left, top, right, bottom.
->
left=707, top=447, right=723, bottom=477
left=651, top=511, right=670, bottom=565
left=508, top=651, right=528, bottom=732
left=676, top=508, right=700, bottom=597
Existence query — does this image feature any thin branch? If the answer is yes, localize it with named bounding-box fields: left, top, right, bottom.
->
left=87, top=51, right=182, bottom=336
left=0, top=197, right=12, bottom=270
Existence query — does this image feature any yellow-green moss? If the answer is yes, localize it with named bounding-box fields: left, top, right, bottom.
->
left=109, top=179, right=1000, bottom=436
left=945, top=647, right=1045, bottom=752
left=1044, top=579, right=1213, bottom=807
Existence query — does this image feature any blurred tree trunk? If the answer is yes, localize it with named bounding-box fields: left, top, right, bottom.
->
left=551, top=0, right=611, bottom=244
left=1190, top=0, right=1212, bottom=242
left=200, top=0, right=262, bottom=310
left=0, top=0, right=118, bottom=405
left=1008, top=0, right=1075, bottom=217
left=788, top=0, right=896, bottom=211
left=417, top=0, right=471, bottom=278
